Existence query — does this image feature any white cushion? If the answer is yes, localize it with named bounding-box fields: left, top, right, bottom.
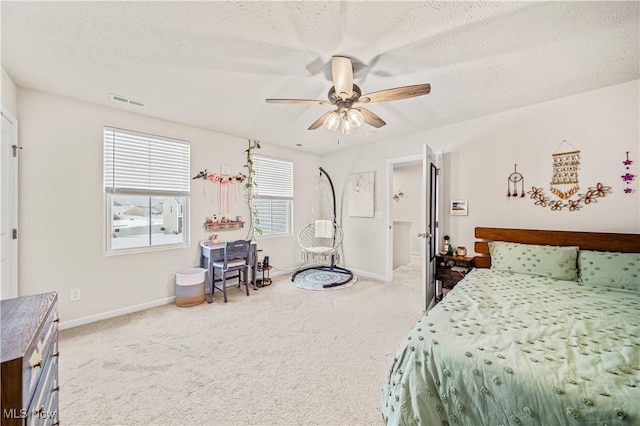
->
left=305, top=246, right=334, bottom=254
left=314, top=220, right=334, bottom=238
left=213, top=259, right=246, bottom=268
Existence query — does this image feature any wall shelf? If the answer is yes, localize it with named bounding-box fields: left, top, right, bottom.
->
left=204, top=221, right=245, bottom=231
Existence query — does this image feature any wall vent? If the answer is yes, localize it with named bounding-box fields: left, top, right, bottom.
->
left=109, top=93, right=145, bottom=107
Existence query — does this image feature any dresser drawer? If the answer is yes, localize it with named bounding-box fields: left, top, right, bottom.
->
left=26, top=340, right=59, bottom=426
left=22, top=301, right=58, bottom=410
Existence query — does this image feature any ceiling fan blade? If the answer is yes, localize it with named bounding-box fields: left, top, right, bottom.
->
left=308, top=110, right=335, bottom=130
left=331, top=56, right=353, bottom=100
left=357, top=108, right=386, bottom=128
left=359, top=84, right=431, bottom=104
left=265, top=99, right=332, bottom=105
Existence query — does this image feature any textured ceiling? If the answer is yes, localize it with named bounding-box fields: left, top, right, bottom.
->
left=2, top=1, right=638, bottom=154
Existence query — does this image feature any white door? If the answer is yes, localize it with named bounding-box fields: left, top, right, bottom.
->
left=421, top=143, right=440, bottom=311
left=1, top=108, right=19, bottom=300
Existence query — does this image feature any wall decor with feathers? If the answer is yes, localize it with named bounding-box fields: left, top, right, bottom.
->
left=506, top=164, right=525, bottom=198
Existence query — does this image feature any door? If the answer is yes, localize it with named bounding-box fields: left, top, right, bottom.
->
left=421, top=143, right=440, bottom=311
left=1, top=108, right=19, bottom=299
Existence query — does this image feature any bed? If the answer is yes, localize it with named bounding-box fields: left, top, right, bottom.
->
left=382, top=227, right=640, bottom=426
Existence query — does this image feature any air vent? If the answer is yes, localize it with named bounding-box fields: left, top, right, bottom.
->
left=109, top=93, right=145, bottom=108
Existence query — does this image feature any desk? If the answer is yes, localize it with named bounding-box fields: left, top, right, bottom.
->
left=200, top=241, right=258, bottom=295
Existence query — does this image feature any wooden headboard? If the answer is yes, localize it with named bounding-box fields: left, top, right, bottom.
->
left=474, top=227, right=640, bottom=268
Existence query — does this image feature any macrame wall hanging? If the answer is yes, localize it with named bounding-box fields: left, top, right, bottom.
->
left=527, top=140, right=610, bottom=212
left=549, top=140, right=580, bottom=199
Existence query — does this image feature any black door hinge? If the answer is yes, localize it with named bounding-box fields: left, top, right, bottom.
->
left=12, top=229, right=18, bottom=239
left=12, top=144, right=22, bottom=157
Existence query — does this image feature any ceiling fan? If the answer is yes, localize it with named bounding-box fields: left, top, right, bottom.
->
left=265, top=56, right=431, bottom=134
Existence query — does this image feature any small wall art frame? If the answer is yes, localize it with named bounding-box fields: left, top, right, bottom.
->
left=450, top=200, right=468, bottom=216
left=348, top=171, right=375, bottom=217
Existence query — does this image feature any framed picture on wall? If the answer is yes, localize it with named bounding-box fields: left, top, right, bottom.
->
left=450, top=200, right=468, bottom=216
left=348, top=171, right=375, bottom=217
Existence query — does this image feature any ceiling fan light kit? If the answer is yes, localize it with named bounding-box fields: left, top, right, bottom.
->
left=323, top=111, right=341, bottom=131
left=341, top=117, right=354, bottom=134
left=346, top=108, right=364, bottom=128
left=323, top=108, right=365, bottom=134
left=266, top=56, right=431, bottom=134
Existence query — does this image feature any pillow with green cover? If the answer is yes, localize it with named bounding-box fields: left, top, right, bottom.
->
left=488, top=241, right=579, bottom=281
left=578, top=250, right=640, bottom=292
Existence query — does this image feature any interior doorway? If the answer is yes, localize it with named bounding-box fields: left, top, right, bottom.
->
left=385, top=146, right=441, bottom=312
left=391, top=159, right=422, bottom=270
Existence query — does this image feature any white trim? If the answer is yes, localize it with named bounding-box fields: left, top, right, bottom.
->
left=347, top=267, right=388, bottom=282
left=59, top=296, right=176, bottom=330
left=1, top=107, right=19, bottom=300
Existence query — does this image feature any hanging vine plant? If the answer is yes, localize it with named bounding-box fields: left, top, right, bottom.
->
left=244, top=139, right=262, bottom=238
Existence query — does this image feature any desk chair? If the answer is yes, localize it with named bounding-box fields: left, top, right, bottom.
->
left=209, top=240, right=251, bottom=303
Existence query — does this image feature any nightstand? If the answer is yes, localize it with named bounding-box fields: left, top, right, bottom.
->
left=435, top=254, right=474, bottom=300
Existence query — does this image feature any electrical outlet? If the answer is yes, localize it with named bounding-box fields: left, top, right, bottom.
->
left=70, top=288, right=81, bottom=302
left=221, top=166, right=231, bottom=176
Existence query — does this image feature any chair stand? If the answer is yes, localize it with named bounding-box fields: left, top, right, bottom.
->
left=211, top=269, right=249, bottom=303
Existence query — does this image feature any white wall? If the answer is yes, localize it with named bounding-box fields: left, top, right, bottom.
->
left=13, top=80, right=640, bottom=323
left=1, top=67, right=18, bottom=115
left=323, top=80, right=640, bottom=279
left=17, top=89, right=320, bottom=324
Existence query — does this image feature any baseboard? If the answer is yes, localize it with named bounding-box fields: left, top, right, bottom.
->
left=347, top=268, right=388, bottom=282
left=269, top=269, right=289, bottom=278
left=59, top=296, right=176, bottom=330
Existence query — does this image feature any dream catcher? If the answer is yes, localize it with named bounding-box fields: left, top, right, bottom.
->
left=549, top=140, right=580, bottom=199
left=506, top=164, right=525, bottom=197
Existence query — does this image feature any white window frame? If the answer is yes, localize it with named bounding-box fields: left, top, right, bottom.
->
left=252, top=155, right=293, bottom=238
left=103, top=127, right=190, bottom=255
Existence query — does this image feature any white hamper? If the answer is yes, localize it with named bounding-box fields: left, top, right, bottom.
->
left=175, top=268, right=207, bottom=307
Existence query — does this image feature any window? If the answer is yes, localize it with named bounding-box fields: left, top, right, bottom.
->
left=252, top=155, right=293, bottom=237
left=104, top=127, right=190, bottom=253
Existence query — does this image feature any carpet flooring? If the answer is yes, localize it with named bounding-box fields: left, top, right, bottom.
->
left=59, top=260, right=423, bottom=425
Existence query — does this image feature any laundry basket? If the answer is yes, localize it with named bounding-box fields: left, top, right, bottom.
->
left=175, top=268, right=207, bottom=307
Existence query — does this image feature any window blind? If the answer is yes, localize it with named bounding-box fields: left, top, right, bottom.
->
left=252, top=155, right=293, bottom=198
left=251, top=155, right=293, bottom=237
left=254, top=199, right=290, bottom=235
left=104, top=127, right=190, bottom=195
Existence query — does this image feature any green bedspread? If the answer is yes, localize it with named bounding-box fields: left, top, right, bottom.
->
left=382, top=269, right=640, bottom=425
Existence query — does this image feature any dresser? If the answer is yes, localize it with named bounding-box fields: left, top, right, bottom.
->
left=1, top=292, right=59, bottom=426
